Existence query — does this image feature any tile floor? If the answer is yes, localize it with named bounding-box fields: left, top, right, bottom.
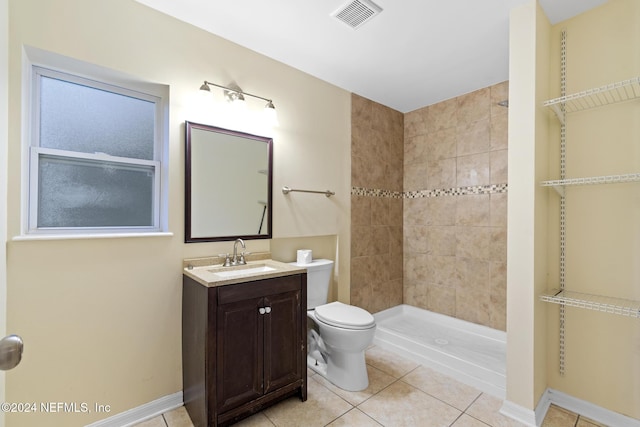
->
left=136, top=346, right=607, bottom=427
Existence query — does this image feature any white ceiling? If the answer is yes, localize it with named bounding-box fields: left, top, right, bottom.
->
left=135, top=0, right=607, bottom=113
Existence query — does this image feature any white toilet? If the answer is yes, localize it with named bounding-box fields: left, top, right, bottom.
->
left=290, top=259, right=376, bottom=391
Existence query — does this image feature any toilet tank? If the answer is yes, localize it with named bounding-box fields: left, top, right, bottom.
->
left=289, top=259, right=334, bottom=309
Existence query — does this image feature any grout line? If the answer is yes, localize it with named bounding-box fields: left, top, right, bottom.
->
left=160, top=414, right=169, bottom=427
left=321, top=407, right=352, bottom=427
left=359, top=375, right=401, bottom=402
left=395, top=364, right=484, bottom=416
left=309, top=348, right=515, bottom=427
left=448, top=412, right=465, bottom=427
left=309, top=374, right=355, bottom=408
left=360, top=409, right=385, bottom=427
left=397, top=375, right=480, bottom=423
left=461, top=413, right=493, bottom=427
left=463, top=391, right=483, bottom=413
left=261, top=407, right=278, bottom=427
left=455, top=393, right=495, bottom=427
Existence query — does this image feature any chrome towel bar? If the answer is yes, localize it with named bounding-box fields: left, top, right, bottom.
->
left=282, top=186, right=335, bottom=197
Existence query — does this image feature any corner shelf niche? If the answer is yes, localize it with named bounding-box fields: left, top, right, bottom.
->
left=540, top=75, right=640, bottom=320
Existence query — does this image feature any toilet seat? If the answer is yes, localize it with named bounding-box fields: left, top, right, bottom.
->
left=314, top=301, right=375, bottom=330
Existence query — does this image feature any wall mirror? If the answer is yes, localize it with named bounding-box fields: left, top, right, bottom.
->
left=185, top=121, right=272, bottom=242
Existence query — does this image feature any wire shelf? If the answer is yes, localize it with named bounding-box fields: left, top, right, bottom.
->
left=541, top=173, right=640, bottom=196
left=540, top=289, right=640, bottom=318
left=543, top=76, right=640, bottom=124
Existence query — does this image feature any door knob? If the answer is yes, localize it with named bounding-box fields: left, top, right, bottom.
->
left=0, top=335, right=23, bottom=370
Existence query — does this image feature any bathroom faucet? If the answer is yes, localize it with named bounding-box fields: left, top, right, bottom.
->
left=232, top=238, right=246, bottom=265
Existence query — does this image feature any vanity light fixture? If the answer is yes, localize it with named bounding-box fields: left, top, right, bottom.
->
left=199, top=80, right=278, bottom=125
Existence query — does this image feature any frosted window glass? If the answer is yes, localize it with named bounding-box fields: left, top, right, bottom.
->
left=37, top=156, right=154, bottom=228
left=39, top=76, right=155, bottom=160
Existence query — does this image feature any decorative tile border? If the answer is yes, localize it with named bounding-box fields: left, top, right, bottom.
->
left=351, top=187, right=403, bottom=198
left=351, top=183, right=508, bottom=199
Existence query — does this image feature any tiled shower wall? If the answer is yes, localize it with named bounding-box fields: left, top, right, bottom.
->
left=403, top=82, right=508, bottom=331
left=350, top=94, right=404, bottom=314
left=351, top=82, right=508, bottom=331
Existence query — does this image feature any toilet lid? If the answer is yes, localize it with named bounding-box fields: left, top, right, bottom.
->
left=314, top=301, right=375, bottom=330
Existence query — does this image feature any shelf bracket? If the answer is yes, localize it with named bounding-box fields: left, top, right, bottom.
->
left=548, top=103, right=566, bottom=125
left=551, top=184, right=565, bottom=197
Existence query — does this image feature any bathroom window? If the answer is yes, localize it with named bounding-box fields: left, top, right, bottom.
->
left=26, top=64, right=168, bottom=236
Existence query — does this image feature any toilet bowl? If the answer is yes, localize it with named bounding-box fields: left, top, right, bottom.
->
left=289, top=259, right=376, bottom=392
left=307, top=302, right=376, bottom=391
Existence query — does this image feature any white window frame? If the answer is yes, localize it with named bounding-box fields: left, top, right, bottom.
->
left=20, top=47, right=170, bottom=239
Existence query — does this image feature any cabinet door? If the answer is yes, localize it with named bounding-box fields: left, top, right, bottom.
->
left=263, top=288, right=302, bottom=394
left=216, top=295, right=264, bottom=414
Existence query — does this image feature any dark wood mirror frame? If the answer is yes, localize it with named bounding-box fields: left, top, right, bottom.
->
left=185, top=121, right=273, bottom=243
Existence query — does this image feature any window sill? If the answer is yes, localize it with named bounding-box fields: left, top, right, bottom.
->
left=13, top=232, right=174, bottom=241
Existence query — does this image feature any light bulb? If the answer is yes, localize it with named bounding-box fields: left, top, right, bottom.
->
left=264, top=101, right=279, bottom=126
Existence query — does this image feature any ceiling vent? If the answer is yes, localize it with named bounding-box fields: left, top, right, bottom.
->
left=331, top=0, right=382, bottom=30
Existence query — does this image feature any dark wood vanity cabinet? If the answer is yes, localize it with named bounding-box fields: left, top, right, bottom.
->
left=182, top=273, right=307, bottom=426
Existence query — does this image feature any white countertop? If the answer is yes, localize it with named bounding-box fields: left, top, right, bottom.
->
left=183, top=259, right=307, bottom=287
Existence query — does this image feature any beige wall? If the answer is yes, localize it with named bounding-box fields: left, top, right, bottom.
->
left=6, top=0, right=640, bottom=425
left=506, top=0, right=551, bottom=412
left=544, top=0, right=640, bottom=418
left=508, top=0, right=640, bottom=420
left=5, top=0, right=350, bottom=425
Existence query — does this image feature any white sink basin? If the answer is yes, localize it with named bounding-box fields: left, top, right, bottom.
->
left=184, top=258, right=308, bottom=287
left=209, top=264, right=277, bottom=278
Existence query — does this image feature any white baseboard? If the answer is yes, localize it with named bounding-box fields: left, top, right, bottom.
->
left=501, top=388, right=640, bottom=427
left=85, top=391, right=183, bottom=427
left=499, top=399, right=538, bottom=426
left=544, top=389, right=640, bottom=427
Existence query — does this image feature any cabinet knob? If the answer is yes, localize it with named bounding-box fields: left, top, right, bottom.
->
left=264, top=306, right=272, bottom=314
left=259, top=308, right=266, bottom=315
